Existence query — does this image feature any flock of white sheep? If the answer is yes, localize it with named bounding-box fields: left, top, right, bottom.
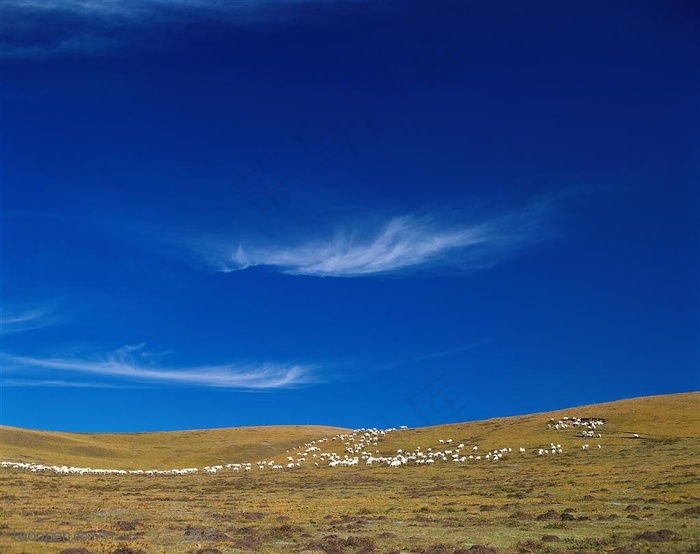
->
left=1, top=417, right=622, bottom=477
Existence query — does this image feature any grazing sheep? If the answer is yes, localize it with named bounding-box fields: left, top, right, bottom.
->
left=2, top=415, right=614, bottom=478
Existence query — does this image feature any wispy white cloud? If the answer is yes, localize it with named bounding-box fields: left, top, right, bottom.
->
left=2, top=344, right=316, bottom=390
left=409, top=339, right=492, bottom=363
left=375, top=338, right=491, bottom=372
left=4, top=0, right=360, bottom=17
left=0, top=308, right=46, bottom=326
left=206, top=201, right=553, bottom=278
left=2, top=379, right=132, bottom=389
left=1, top=0, right=366, bottom=58
left=0, top=307, right=56, bottom=334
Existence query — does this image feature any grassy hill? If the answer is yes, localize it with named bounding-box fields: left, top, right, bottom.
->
left=0, top=392, right=698, bottom=554
left=0, top=424, right=351, bottom=469
left=375, top=390, right=699, bottom=454
left=1, top=391, right=696, bottom=469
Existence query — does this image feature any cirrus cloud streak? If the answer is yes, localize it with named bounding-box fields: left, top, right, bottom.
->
left=0, top=306, right=58, bottom=334
left=1, top=0, right=367, bottom=59
left=211, top=202, right=553, bottom=278
left=2, top=346, right=316, bottom=390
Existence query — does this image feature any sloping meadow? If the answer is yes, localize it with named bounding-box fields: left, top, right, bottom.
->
left=0, top=392, right=698, bottom=553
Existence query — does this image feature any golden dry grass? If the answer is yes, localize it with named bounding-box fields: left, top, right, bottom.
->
left=0, top=425, right=350, bottom=470
left=0, top=392, right=698, bottom=554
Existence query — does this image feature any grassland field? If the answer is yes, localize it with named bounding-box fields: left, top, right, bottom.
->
left=0, top=392, right=698, bottom=554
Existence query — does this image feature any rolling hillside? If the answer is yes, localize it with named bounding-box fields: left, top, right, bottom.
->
left=0, top=424, right=350, bottom=469
left=1, top=391, right=697, bottom=470
left=0, top=392, right=698, bottom=554
left=375, top=391, right=699, bottom=454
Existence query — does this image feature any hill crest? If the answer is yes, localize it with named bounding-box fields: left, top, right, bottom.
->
left=1, top=391, right=697, bottom=470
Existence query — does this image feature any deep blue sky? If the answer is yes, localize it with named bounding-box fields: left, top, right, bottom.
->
left=1, top=0, right=698, bottom=432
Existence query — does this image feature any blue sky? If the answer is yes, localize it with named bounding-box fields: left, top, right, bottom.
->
left=1, top=0, right=697, bottom=432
